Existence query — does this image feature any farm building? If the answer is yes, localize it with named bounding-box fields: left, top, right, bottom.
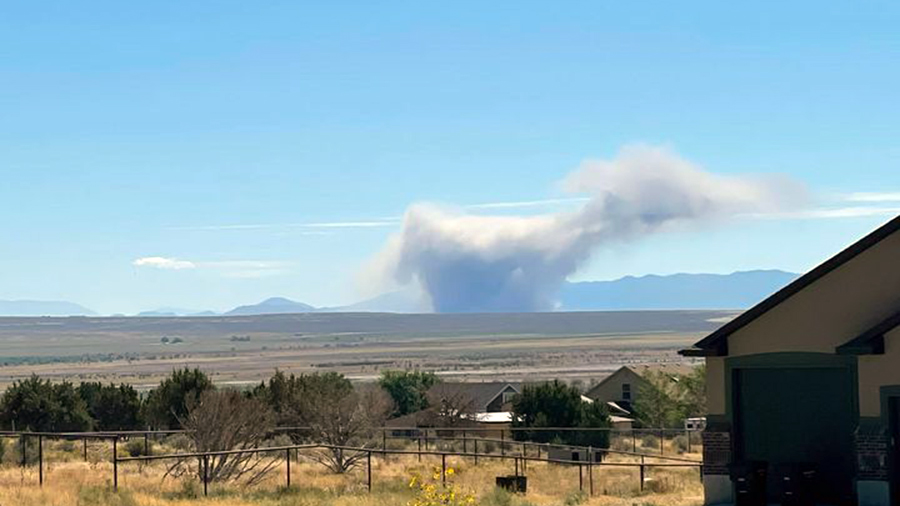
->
left=680, top=215, right=900, bottom=506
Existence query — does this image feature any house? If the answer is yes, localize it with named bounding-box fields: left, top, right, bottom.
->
left=427, top=382, right=521, bottom=413
left=679, top=215, right=900, bottom=506
left=384, top=382, right=521, bottom=432
left=585, top=364, right=693, bottom=414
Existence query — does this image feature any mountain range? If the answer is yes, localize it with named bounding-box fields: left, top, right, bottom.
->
left=0, top=270, right=799, bottom=316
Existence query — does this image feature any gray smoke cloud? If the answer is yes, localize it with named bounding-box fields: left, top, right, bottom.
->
left=370, top=145, right=806, bottom=313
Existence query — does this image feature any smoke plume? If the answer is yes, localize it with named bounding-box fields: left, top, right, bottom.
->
left=371, top=145, right=805, bottom=313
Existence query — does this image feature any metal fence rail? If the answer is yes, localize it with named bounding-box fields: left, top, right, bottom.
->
left=114, top=442, right=703, bottom=497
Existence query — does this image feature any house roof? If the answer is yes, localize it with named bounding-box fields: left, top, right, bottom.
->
left=682, top=214, right=900, bottom=356
left=428, top=382, right=521, bottom=411
left=835, top=308, right=900, bottom=355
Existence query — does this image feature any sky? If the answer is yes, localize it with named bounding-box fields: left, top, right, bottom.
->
left=2, top=1, right=900, bottom=314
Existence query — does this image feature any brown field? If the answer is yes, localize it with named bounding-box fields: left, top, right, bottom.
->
left=0, top=311, right=729, bottom=389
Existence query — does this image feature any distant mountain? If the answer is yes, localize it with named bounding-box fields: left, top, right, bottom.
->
left=137, top=307, right=214, bottom=317
left=225, top=297, right=316, bottom=316
left=324, top=290, right=430, bottom=313
left=0, top=300, right=96, bottom=317
left=559, top=270, right=799, bottom=311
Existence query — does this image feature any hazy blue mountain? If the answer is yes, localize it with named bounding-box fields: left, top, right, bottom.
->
left=225, top=297, right=316, bottom=316
left=137, top=307, right=213, bottom=317
left=324, top=290, right=430, bottom=313
left=559, top=270, right=799, bottom=311
left=0, top=300, right=96, bottom=316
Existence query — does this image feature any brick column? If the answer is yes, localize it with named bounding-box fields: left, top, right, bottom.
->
left=703, top=429, right=732, bottom=475
left=856, top=423, right=889, bottom=481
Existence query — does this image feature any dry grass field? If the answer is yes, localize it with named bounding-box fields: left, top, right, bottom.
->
left=0, top=438, right=704, bottom=506
left=0, top=311, right=729, bottom=389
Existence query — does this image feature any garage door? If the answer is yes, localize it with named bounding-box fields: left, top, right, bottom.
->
left=734, top=366, right=855, bottom=504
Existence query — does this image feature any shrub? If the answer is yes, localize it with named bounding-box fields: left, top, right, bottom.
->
left=143, top=368, right=214, bottom=429
left=163, top=434, right=193, bottom=452
left=564, top=490, right=588, bottom=506
left=125, top=438, right=148, bottom=457
left=640, top=434, right=660, bottom=449
left=9, top=436, right=40, bottom=466
left=610, top=437, right=633, bottom=452
left=0, top=375, right=93, bottom=431
left=672, top=435, right=689, bottom=454
left=78, top=382, right=143, bottom=430
left=78, top=486, right=138, bottom=506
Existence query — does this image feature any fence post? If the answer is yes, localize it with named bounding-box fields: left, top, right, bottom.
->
left=21, top=435, right=26, bottom=468
left=286, top=448, right=291, bottom=488
left=521, top=444, right=527, bottom=473
left=417, top=437, right=422, bottom=463
left=686, top=428, right=691, bottom=453
left=578, top=464, right=583, bottom=491
left=112, top=437, right=118, bottom=492
left=202, top=454, right=209, bottom=497
left=441, top=454, right=447, bottom=486
left=500, top=430, right=505, bottom=459
left=382, top=429, right=387, bottom=457
left=38, top=435, right=43, bottom=487
left=367, top=451, right=372, bottom=492
left=474, top=438, right=478, bottom=465
left=463, top=431, right=467, bottom=454
left=83, top=438, right=88, bottom=462
left=589, top=462, right=593, bottom=497
left=659, top=429, right=664, bottom=454
left=632, top=429, right=636, bottom=453
left=144, top=434, right=150, bottom=457
left=514, top=457, right=519, bottom=477
left=640, top=455, right=645, bottom=491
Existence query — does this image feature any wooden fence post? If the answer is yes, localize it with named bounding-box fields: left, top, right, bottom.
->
left=202, top=454, right=209, bottom=497
left=578, top=464, right=583, bottom=491
left=38, top=435, right=43, bottom=487
left=83, top=438, right=88, bottom=462
left=367, top=451, right=373, bottom=492
left=417, top=437, right=422, bottom=462
left=474, top=438, right=478, bottom=465
left=441, top=454, right=447, bottom=486
left=144, top=434, right=150, bottom=457
left=20, top=435, right=26, bottom=468
left=286, top=448, right=291, bottom=488
left=589, top=462, right=593, bottom=496
left=112, top=437, right=118, bottom=492
left=639, top=455, right=645, bottom=491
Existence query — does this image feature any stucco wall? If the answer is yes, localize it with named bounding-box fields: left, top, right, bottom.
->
left=727, top=230, right=900, bottom=358
left=706, top=357, right=726, bottom=416
left=858, top=326, right=900, bottom=416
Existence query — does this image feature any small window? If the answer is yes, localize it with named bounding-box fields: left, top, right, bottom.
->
left=501, top=391, right=516, bottom=404
left=622, top=383, right=631, bottom=401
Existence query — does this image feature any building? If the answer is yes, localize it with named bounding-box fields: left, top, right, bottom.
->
left=384, top=382, right=521, bottom=432
left=585, top=364, right=694, bottom=414
left=680, top=215, right=900, bottom=506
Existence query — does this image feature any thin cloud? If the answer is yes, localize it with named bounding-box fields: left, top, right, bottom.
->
left=133, top=257, right=293, bottom=278
left=167, top=220, right=399, bottom=232
left=845, top=192, right=900, bottom=203
left=132, top=257, right=196, bottom=270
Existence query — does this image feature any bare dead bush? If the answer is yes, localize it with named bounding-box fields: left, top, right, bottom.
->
left=300, top=380, right=392, bottom=473
left=167, top=390, right=278, bottom=485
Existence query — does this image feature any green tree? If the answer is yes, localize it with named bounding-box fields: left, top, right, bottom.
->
left=78, top=382, right=144, bottom=430
left=250, top=369, right=305, bottom=425
left=677, top=364, right=707, bottom=418
left=143, top=368, right=214, bottom=429
left=511, top=380, right=611, bottom=448
left=633, top=370, right=682, bottom=428
left=377, top=370, right=438, bottom=417
left=0, top=375, right=93, bottom=431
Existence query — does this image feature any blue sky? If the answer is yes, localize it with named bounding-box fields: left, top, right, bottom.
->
left=2, top=1, right=900, bottom=314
